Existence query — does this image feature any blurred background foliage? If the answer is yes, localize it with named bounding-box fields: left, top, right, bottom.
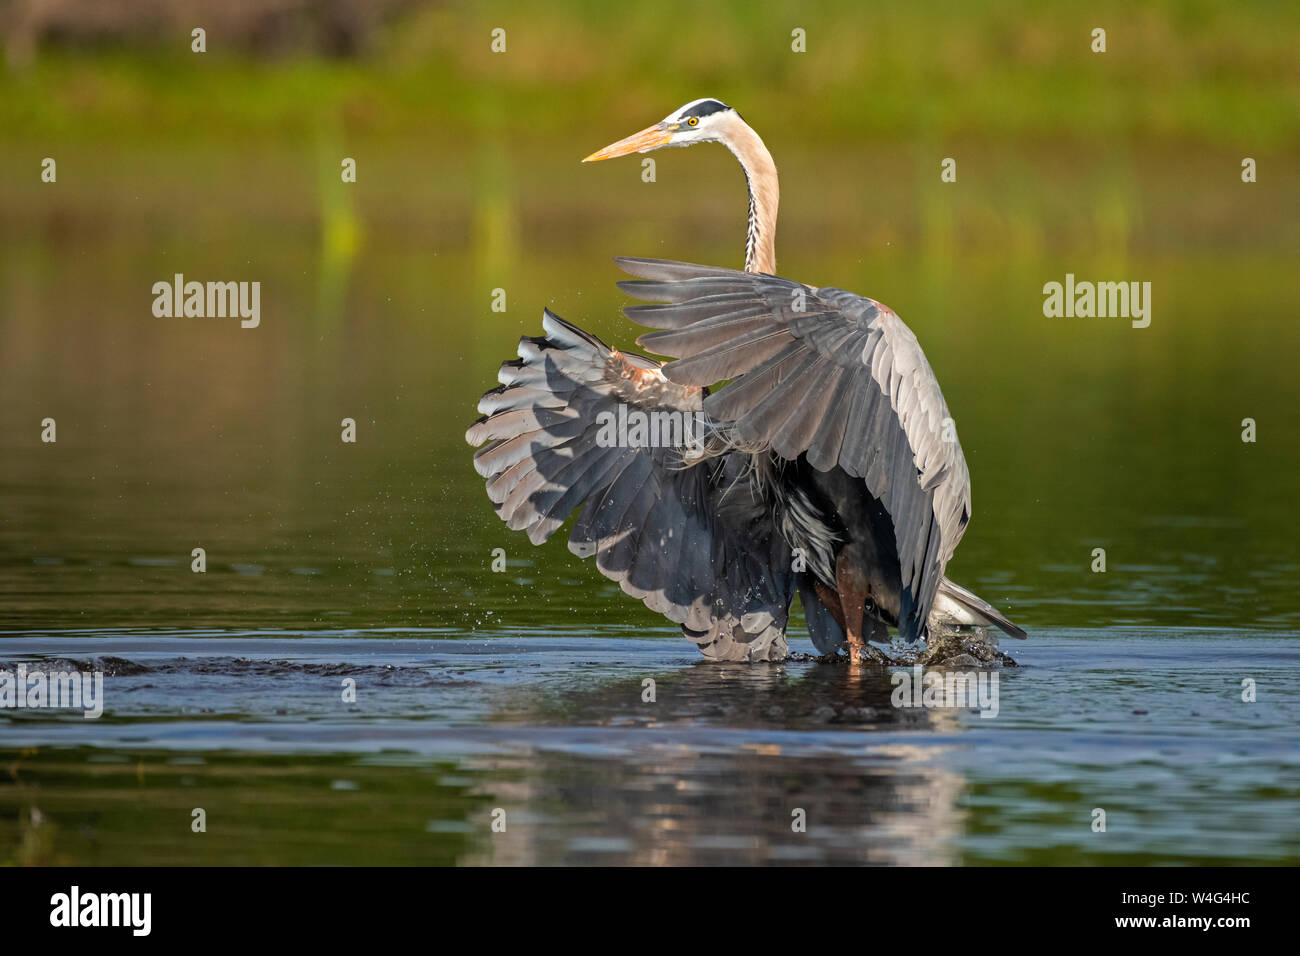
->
left=2, top=0, right=1298, bottom=144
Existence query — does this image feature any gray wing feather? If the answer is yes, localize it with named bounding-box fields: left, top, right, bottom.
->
left=618, top=257, right=971, bottom=640
left=467, top=309, right=796, bottom=660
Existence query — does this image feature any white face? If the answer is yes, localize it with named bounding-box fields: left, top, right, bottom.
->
left=582, top=98, right=739, bottom=163
left=661, top=98, right=736, bottom=146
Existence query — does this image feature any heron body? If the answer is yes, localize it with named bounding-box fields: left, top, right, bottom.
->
left=466, top=99, right=1025, bottom=662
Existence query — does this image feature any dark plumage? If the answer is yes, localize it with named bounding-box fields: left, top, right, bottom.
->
left=679, top=98, right=731, bottom=119
left=466, top=259, right=1025, bottom=660
left=467, top=309, right=796, bottom=660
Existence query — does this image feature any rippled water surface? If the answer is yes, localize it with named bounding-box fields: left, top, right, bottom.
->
left=2, top=629, right=1297, bottom=865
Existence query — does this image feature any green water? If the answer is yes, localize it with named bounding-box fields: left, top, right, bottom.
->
left=1, top=1, right=1298, bottom=864
left=1, top=137, right=1297, bottom=633
left=2, top=631, right=1297, bottom=865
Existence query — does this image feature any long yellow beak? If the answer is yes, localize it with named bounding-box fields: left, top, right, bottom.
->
left=582, top=124, right=674, bottom=162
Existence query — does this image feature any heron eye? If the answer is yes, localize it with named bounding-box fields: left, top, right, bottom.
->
left=687, top=117, right=699, bottom=126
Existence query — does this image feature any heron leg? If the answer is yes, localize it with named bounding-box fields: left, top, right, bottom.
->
left=811, top=581, right=846, bottom=632
left=835, top=554, right=869, bottom=665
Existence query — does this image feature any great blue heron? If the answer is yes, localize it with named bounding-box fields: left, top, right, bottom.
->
left=466, top=98, right=1025, bottom=663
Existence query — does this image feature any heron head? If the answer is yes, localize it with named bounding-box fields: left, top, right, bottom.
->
left=582, top=98, right=739, bottom=162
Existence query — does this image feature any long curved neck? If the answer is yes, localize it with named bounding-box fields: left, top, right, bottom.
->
left=721, top=117, right=779, bottom=274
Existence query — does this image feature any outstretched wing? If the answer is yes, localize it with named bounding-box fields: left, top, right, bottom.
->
left=466, top=310, right=796, bottom=660
left=618, top=258, right=971, bottom=640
